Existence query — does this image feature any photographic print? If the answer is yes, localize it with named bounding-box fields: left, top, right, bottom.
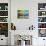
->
left=17, top=10, right=29, bottom=19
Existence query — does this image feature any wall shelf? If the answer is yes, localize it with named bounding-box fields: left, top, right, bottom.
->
left=38, top=22, right=46, bottom=23
left=38, top=3, right=46, bottom=37
left=38, top=16, right=46, bottom=17
left=0, top=22, right=8, bottom=23
left=0, top=3, right=8, bottom=37
left=38, top=10, right=46, bottom=11
left=0, top=10, right=8, bottom=11
left=38, top=28, right=46, bottom=29
left=0, top=16, right=8, bottom=17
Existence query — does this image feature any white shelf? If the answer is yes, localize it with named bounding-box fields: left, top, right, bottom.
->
left=38, top=28, right=46, bottom=29
left=38, top=16, right=46, bottom=17
left=38, top=10, right=46, bottom=11
left=0, top=10, right=8, bottom=11
left=38, top=22, right=46, bottom=23
left=0, top=22, right=8, bottom=23
left=0, top=16, right=8, bottom=17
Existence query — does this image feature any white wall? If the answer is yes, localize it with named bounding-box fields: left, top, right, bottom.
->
left=11, top=0, right=37, bottom=30
left=11, top=0, right=46, bottom=30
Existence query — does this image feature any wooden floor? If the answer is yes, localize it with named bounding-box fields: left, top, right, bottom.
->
left=0, top=45, right=8, bottom=46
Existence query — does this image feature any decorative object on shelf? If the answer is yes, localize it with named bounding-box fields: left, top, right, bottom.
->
left=42, top=12, right=45, bottom=15
left=40, top=8, right=44, bottom=10
left=43, top=39, right=45, bottom=40
left=39, top=29, right=46, bottom=37
left=0, top=6, right=1, bottom=10
left=11, top=23, right=16, bottom=30
left=17, top=10, right=29, bottom=19
left=29, top=25, right=35, bottom=30
left=43, top=38, right=46, bottom=46
left=5, top=6, right=8, bottom=10
left=19, top=35, right=29, bottom=40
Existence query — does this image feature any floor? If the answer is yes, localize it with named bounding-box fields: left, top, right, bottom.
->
left=0, top=45, right=8, bottom=46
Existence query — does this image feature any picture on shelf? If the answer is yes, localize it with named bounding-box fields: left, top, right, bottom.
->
left=38, top=11, right=46, bottom=16
left=0, top=23, right=8, bottom=37
left=38, top=3, right=46, bottom=10
left=0, top=11, right=8, bottom=16
left=0, top=17, right=8, bottom=22
left=38, top=17, right=46, bottom=22
left=38, top=29, right=46, bottom=37
left=0, top=3, right=8, bottom=10
left=17, top=10, right=29, bottom=19
left=5, top=6, right=8, bottom=10
left=38, top=23, right=46, bottom=28
left=0, top=23, right=8, bottom=30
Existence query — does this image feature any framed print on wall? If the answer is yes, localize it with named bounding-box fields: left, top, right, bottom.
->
left=17, top=10, right=29, bottom=19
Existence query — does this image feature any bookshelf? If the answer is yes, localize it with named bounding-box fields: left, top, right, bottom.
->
left=38, top=3, right=46, bottom=37
left=0, top=3, right=8, bottom=37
